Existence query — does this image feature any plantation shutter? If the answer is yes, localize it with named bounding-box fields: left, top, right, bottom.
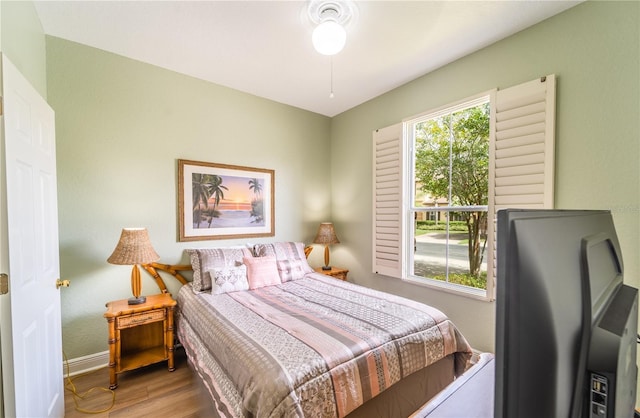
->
left=372, top=123, right=404, bottom=278
left=487, top=74, right=556, bottom=296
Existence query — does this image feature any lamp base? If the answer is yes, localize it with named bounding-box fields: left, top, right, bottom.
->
left=127, top=296, right=147, bottom=305
left=322, top=266, right=332, bottom=271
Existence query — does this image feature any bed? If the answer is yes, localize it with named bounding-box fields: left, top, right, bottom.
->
left=151, top=242, right=472, bottom=418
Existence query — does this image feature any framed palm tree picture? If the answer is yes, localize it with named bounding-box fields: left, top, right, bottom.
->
left=178, top=159, right=275, bottom=241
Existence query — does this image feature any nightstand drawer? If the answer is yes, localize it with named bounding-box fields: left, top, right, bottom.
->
left=117, top=310, right=165, bottom=329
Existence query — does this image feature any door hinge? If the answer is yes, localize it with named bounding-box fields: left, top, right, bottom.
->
left=0, top=273, right=8, bottom=295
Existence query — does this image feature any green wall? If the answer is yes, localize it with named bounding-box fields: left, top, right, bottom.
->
left=0, top=0, right=47, bottom=97
left=46, top=37, right=332, bottom=358
left=330, top=0, right=639, bottom=353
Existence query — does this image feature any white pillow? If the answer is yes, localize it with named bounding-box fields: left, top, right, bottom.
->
left=208, top=265, right=249, bottom=295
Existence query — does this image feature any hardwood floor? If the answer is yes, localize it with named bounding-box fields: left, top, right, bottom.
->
left=64, top=347, right=216, bottom=418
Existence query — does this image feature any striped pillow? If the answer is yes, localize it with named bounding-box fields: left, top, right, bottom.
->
left=276, top=259, right=309, bottom=282
left=186, top=247, right=250, bottom=293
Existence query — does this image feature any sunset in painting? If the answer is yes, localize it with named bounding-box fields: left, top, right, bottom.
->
left=209, top=175, right=254, bottom=211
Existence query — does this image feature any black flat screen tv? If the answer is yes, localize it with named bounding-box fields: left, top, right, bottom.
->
left=495, top=209, right=638, bottom=418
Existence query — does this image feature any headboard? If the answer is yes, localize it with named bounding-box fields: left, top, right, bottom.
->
left=141, top=263, right=191, bottom=294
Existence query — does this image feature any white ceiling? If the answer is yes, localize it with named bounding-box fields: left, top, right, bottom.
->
left=34, top=1, right=580, bottom=117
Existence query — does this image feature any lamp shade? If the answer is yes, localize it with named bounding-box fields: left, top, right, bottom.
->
left=313, top=222, right=340, bottom=245
left=107, top=228, right=160, bottom=265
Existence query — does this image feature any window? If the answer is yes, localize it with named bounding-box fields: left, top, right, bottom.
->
left=373, top=75, right=556, bottom=301
left=408, top=96, right=490, bottom=296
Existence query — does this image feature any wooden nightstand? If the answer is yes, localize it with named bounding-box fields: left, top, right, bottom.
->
left=315, top=266, right=349, bottom=281
left=104, top=293, right=177, bottom=389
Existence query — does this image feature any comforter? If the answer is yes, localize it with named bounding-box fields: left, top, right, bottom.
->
left=176, top=272, right=472, bottom=418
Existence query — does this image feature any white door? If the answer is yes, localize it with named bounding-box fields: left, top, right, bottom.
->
left=1, top=54, right=64, bottom=417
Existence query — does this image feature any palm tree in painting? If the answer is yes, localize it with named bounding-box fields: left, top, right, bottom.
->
left=192, top=173, right=212, bottom=228
left=248, top=178, right=262, bottom=197
left=192, top=174, right=227, bottom=228
left=207, top=175, right=228, bottom=227
left=248, top=178, right=264, bottom=223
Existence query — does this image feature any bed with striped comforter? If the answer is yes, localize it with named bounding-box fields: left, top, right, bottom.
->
left=176, top=272, right=472, bottom=418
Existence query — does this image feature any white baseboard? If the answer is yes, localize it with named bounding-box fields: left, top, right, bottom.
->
left=63, top=350, right=109, bottom=377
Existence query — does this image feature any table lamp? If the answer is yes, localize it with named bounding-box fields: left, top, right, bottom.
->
left=313, top=222, right=340, bottom=270
left=107, top=228, right=160, bottom=305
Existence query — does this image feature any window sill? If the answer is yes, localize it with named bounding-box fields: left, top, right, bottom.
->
left=404, top=275, right=494, bottom=302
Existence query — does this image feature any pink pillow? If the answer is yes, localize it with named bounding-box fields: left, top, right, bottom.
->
left=243, top=256, right=281, bottom=289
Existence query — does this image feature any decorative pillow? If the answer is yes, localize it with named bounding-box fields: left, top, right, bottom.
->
left=243, top=256, right=281, bottom=289
left=277, top=259, right=309, bottom=282
left=186, top=247, right=246, bottom=293
left=209, top=265, right=249, bottom=295
left=253, top=242, right=314, bottom=281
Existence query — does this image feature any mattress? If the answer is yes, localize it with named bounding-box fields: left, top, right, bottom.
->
left=176, top=272, right=472, bottom=417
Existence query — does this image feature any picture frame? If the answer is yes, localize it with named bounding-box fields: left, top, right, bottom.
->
left=178, top=159, right=275, bottom=241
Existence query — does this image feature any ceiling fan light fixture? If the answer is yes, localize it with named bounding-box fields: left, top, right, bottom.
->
left=308, top=0, right=354, bottom=56
left=312, top=20, right=346, bottom=55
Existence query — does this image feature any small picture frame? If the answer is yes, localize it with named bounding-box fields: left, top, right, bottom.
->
left=178, top=159, right=275, bottom=241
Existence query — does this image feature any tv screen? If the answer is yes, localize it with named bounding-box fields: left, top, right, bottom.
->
left=495, top=209, right=637, bottom=418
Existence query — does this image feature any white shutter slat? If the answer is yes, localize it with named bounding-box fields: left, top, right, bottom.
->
left=496, top=184, right=544, bottom=196
left=376, top=245, right=400, bottom=255
left=494, top=153, right=545, bottom=169
left=376, top=166, right=399, bottom=175
left=376, top=154, right=399, bottom=164
left=376, top=226, right=399, bottom=234
left=495, top=101, right=546, bottom=122
left=376, top=259, right=400, bottom=268
left=495, top=143, right=544, bottom=159
left=376, top=196, right=400, bottom=204
left=496, top=112, right=545, bottom=132
left=376, top=185, right=399, bottom=193
left=376, top=150, right=398, bottom=160
left=495, top=163, right=545, bottom=178
left=377, top=184, right=398, bottom=193
left=496, top=90, right=546, bottom=111
left=376, top=136, right=399, bottom=147
left=377, top=220, right=399, bottom=228
left=375, top=236, right=399, bottom=243
left=495, top=132, right=545, bottom=150
left=376, top=157, right=399, bottom=165
left=495, top=122, right=546, bottom=141
left=495, top=173, right=545, bottom=186
left=376, top=201, right=398, bottom=208
left=373, top=123, right=404, bottom=278
left=376, top=175, right=399, bottom=185
left=375, top=246, right=399, bottom=255
left=487, top=75, right=555, bottom=301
